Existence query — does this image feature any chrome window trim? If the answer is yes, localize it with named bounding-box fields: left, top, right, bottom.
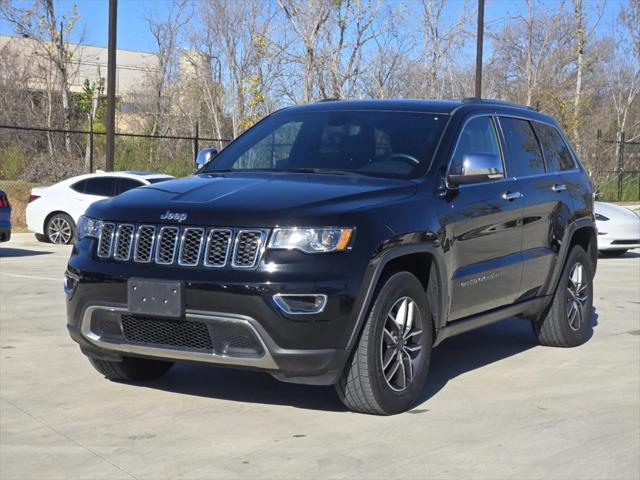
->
left=96, top=222, right=116, bottom=258
left=80, top=305, right=278, bottom=369
left=155, top=226, right=180, bottom=265
left=203, top=228, right=233, bottom=268
left=133, top=225, right=156, bottom=263
left=113, top=224, right=135, bottom=261
left=232, top=229, right=266, bottom=269
left=444, top=113, right=507, bottom=189
left=177, top=227, right=206, bottom=267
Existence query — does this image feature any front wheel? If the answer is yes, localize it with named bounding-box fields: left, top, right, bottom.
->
left=533, top=246, right=594, bottom=347
left=336, top=271, right=433, bottom=415
left=45, top=213, right=75, bottom=244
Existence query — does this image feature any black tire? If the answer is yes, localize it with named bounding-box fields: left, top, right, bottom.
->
left=533, top=246, right=594, bottom=347
left=600, top=249, right=628, bottom=257
left=45, top=213, right=75, bottom=245
left=336, top=272, right=433, bottom=415
left=88, top=356, right=174, bottom=381
left=35, top=233, right=48, bottom=243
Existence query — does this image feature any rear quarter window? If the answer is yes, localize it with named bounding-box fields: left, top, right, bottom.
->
left=534, top=122, right=577, bottom=172
left=499, top=117, right=546, bottom=177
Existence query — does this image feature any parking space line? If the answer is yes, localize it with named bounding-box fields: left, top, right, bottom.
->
left=0, top=272, right=61, bottom=282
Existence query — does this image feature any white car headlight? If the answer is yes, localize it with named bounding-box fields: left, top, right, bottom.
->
left=77, top=215, right=103, bottom=239
left=269, top=227, right=353, bottom=253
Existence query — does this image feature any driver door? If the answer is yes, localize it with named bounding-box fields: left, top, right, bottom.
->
left=443, top=115, right=525, bottom=321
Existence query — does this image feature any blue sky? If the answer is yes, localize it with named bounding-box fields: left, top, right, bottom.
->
left=1, top=0, right=623, bottom=54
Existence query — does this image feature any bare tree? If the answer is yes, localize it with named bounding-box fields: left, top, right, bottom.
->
left=277, top=0, right=333, bottom=102
left=1, top=0, right=80, bottom=153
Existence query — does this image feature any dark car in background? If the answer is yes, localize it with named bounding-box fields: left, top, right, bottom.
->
left=0, top=190, right=11, bottom=243
left=65, top=98, right=597, bottom=415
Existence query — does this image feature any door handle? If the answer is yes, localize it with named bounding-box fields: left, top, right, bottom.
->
left=552, top=183, right=567, bottom=192
left=502, top=191, right=523, bottom=201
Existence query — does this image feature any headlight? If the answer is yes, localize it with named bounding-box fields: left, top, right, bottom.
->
left=269, top=227, right=353, bottom=253
left=595, top=213, right=609, bottom=221
left=77, top=215, right=103, bottom=239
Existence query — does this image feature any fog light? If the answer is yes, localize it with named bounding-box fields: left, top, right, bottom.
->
left=63, top=272, right=78, bottom=296
left=273, top=294, right=327, bottom=315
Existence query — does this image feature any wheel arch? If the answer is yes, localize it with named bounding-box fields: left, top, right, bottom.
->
left=339, top=242, right=449, bottom=377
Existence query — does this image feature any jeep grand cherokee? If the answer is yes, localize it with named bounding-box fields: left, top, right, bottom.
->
left=65, top=99, right=597, bottom=415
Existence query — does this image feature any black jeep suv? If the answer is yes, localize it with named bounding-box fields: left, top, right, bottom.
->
left=66, top=99, right=597, bottom=415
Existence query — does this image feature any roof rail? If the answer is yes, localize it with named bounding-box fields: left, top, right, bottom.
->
left=462, top=97, right=538, bottom=111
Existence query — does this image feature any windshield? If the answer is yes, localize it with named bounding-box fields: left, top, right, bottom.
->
left=203, top=110, right=447, bottom=179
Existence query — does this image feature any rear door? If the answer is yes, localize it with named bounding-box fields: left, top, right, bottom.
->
left=445, top=115, right=525, bottom=321
left=498, top=117, right=573, bottom=299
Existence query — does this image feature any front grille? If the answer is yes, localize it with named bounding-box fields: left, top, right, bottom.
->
left=97, top=223, right=115, bottom=258
left=233, top=230, right=265, bottom=268
left=95, top=222, right=267, bottom=269
left=156, top=226, right=180, bottom=265
left=113, top=224, right=134, bottom=261
left=612, top=239, right=640, bottom=245
left=178, top=228, right=205, bottom=266
left=121, top=314, right=213, bottom=352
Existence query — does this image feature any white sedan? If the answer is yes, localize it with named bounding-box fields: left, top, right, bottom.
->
left=26, top=171, right=174, bottom=244
left=595, top=201, right=640, bottom=256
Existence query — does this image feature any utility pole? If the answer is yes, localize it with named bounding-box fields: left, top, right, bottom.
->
left=105, top=0, right=118, bottom=171
left=474, top=0, right=485, bottom=98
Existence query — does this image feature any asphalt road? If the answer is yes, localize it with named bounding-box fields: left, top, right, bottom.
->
left=1, top=233, right=639, bottom=479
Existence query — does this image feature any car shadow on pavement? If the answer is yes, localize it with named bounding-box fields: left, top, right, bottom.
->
left=141, top=311, right=599, bottom=413
left=0, top=247, right=52, bottom=258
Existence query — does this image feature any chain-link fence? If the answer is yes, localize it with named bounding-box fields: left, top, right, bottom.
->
left=0, top=124, right=229, bottom=230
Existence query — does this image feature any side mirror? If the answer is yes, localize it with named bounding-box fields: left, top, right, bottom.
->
left=195, top=147, right=218, bottom=170
left=447, top=153, right=504, bottom=186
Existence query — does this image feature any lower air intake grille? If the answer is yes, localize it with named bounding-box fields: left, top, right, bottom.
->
left=121, top=314, right=213, bottom=352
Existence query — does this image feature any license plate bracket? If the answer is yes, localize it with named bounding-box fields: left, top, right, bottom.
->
left=127, top=279, right=184, bottom=318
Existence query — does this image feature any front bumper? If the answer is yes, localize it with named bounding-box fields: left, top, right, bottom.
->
left=66, top=238, right=371, bottom=385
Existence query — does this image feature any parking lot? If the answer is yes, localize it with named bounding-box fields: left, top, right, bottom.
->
left=1, top=232, right=638, bottom=479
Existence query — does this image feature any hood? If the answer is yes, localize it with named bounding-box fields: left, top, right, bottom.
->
left=87, top=172, right=418, bottom=227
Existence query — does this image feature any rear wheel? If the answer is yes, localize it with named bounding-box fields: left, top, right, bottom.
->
left=600, top=249, right=628, bottom=257
left=336, top=272, right=433, bottom=415
left=533, top=246, right=594, bottom=347
left=88, top=356, right=174, bottom=381
left=34, top=233, right=48, bottom=243
left=45, top=213, right=75, bottom=244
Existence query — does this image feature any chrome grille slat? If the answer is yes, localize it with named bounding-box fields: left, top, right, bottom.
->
left=113, top=224, right=135, bottom=261
left=96, top=224, right=266, bottom=269
left=203, top=229, right=232, bottom=267
left=232, top=230, right=265, bottom=268
left=133, top=225, right=156, bottom=263
left=178, top=228, right=205, bottom=266
left=155, top=226, right=180, bottom=265
left=97, top=223, right=115, bottom=258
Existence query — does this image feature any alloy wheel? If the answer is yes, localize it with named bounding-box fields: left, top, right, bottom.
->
left=380, top=296, right=423, bottom=392
left=48, top=217, right=72, bottom=244
left=566, top=262, right=588, bottom=332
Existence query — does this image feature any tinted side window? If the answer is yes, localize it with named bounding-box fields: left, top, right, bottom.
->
left=499, top=117, right=545, bottom=177
left=534, top=123, right=576, bottom=172
left=116, top=178, right=144, bottom=195
left=83, top=177, right=117, bottom=197
left=450, top=116, right=503, bottom=176
left=70, top=179, right=88, bottom=193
